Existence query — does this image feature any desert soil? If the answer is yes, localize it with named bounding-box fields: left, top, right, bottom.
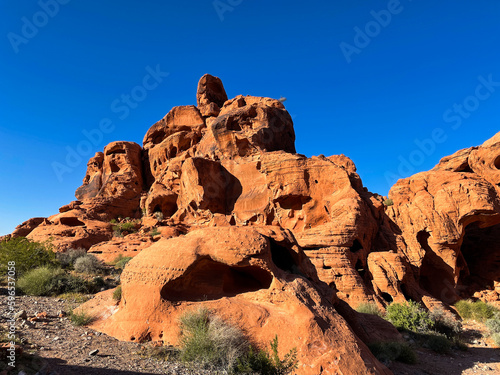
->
left=0, top=294, right=499, bottom=375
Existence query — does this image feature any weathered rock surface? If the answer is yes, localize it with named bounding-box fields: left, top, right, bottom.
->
left=80, top=226, right=389, bottom=375
left=196, top=74, right=228, bottom=118
left=75, top=141, right=144, bottom=221
left=388, top=132, right=500, bottom=304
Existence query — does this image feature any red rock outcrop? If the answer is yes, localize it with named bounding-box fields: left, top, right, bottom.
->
left=387, top=132, right=500, bottom=304
left=80, top=226, right=389, bottom=375
left=76, top=141, right=144, bottom=221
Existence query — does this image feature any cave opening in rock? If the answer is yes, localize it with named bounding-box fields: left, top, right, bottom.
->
left=275, top=195, right=312, bottom=211
left=349, top=239, right=363, bottom=253
left=269, top=239, right=300, bottom=274
left=417, top=230, right=455, bottom=301
left=160, top=257, right=273, bottom=302
left=381, top=292, right=393, bottom=303
left=458, top=221, right=500, bottom=296
left=355, top=259, right=366, bottom=279
left=494, top=155, right=500, bottom=169
left=455, top=162, right=474, bottom=173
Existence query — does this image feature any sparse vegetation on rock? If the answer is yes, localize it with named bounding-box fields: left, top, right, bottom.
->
left=356, top=302, right=385, bottom=317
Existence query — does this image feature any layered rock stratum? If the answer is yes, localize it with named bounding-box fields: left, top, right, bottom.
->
left=6, top=75, right=500, bottom=374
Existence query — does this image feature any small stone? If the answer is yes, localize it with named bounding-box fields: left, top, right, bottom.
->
left=89, top=349, right=99, bottom=356
left=53, top=337, right=59, bottom=341
left=14, top=310, right=27, bottom=320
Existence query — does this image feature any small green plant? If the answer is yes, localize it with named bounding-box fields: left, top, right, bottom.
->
left=73, top=254, right=102, bottom=274
left=383, top=199, right=394, bottom=206
left=420, top=332, right=451, bottom=354
left=356, top=302, right=385, bottom=318
left=113, top=285, right=122, bottom=301
left=236, top=336, right=298, bottom=375
left=56, top=248, right=87, bottom=269
left=429, top=308, right=462, bottom=338
left=114, top=256, right=133, bottom=271
left=112, top=221, right=137, bottom=237
left=486, top=318, right=500, bottom=334
left=0, top=237, right=57, bottom=276
left=17, top=266, right=64, bottom=296
left=386, top=301, right=433, bottom=332
left=368, top=342, right=417, bottom=364
left=150, top=228, right=160, bottom=237
left=454, top=300, right=498, bottom=322
left=154, top=211, right=164, bottom=221
left=179, top=307, right=248, bottom=371
left=17, top=266, right=93, bottom=296
left=178, top=308, right=298, bottom=374
left=492, top=333, right=500, bottom=347
left=69, top=310, right=95, bottom=326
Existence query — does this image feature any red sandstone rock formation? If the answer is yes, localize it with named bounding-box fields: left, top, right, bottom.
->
left=8, top=74, right=500, bottom=374
left=387, top=133, right=500, bottom=305
left=81, top=226, right=390, bottom=375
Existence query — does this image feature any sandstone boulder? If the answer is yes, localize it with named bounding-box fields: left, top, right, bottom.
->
left=196, top=74, right=228, bottom=117
left=80, top=226, right=389, bottom=374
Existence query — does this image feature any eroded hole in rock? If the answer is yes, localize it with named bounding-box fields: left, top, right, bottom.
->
left=105, top=148, right=126, bottom=156
left=275, top=195, right=311, bottom=210
left=109, top=161, right=120, bottom=173
left=456, top=162, right=474, bottom=173
left=59, top=217, right=85, bottom=227
left=323, top=265, right=332, bottom=270
left=417, top=230, right=454, bottom=300
left=226, top=117, right=242, bottom=131
left=160, top=258, right=272, bottom=302
left=381, top=292, right=393, bottom=303
left=458, top=222, right=500, bottom=296
left=355, top=259, right=365, bottom=279
left=494, top=155, right=500, bottom=169
left=349, top=239, right=363, bottom=253
left=269, top=239, right=300, bottom=274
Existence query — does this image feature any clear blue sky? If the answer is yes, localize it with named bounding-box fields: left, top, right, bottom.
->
left=1, top=0, right=499, bottom=235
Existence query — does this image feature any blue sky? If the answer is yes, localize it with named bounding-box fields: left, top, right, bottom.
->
left=1, top=0, right=499, bottom=235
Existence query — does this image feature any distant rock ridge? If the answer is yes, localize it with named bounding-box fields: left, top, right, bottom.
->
left=7, top=74, right=500, bottom=374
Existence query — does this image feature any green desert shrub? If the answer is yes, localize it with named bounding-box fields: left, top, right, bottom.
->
left=429, top=308, right=462, bottom=338
left=178, top=308, right=298, bottom=374
left=236, top=335, right=298, bottom=375
left=114, top=256, right=133, bottom=271
left=386, top=301, right=433, bottom=332
left=69, top=310, right=95, bottom=326
left=150, top=228, right=161, bottom=237
left=112, top=222, right=137, bottom=237
left=454, top=300, right=498, bottom=322
left=56, top=248, right=87, bottom=269
left=0, top=237, right=57, bottom=276
left=73, top=254, right=102, bottom=274
left=420, top=332, right=452, bottom=354
left=17, top=266, right=92, bottom=296
left=368, top=342, right=417, bottom=364
left=486, top=318, right=500, bottom=334
left=492, top=333, right=500, bottom=347
left=17, top=266, right=63, bottom=296
left=356, top=302, right=385, bottom=318
left=113, top=285, right=122, bottom=301
left=179, top=307, right=248, bottom=371
left=383, top=199, right=394, bottom=206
